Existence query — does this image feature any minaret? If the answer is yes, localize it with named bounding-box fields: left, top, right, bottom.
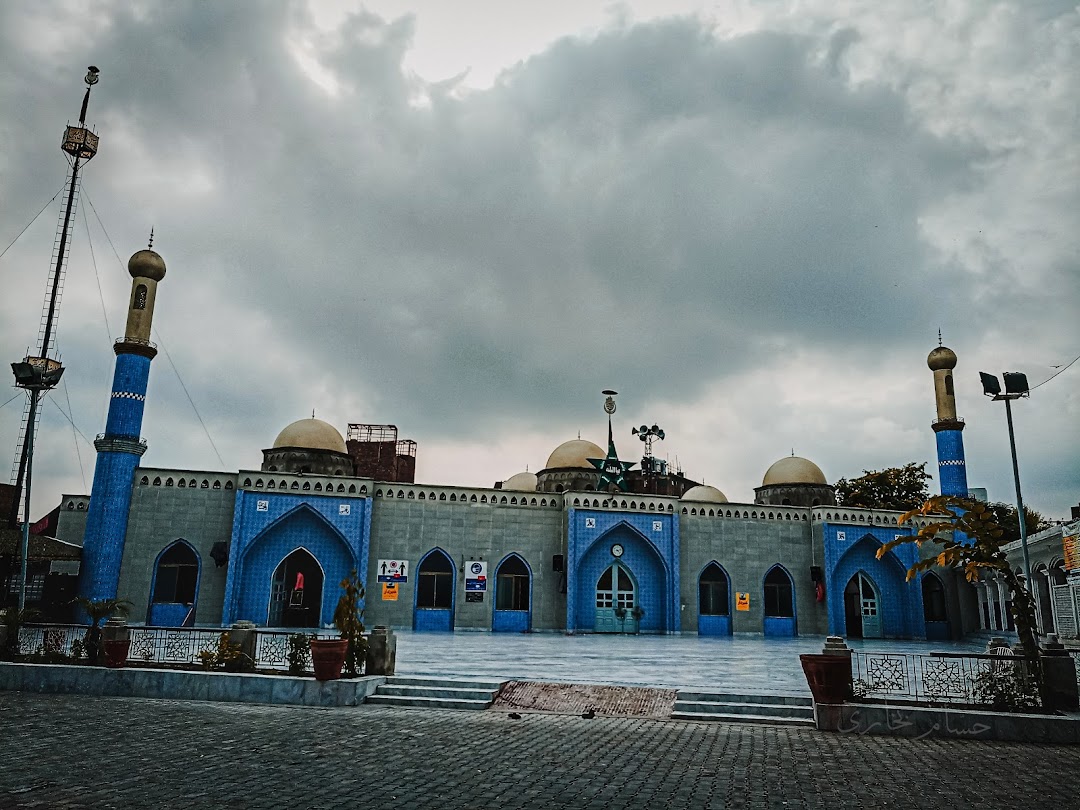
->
left=78, top=244, right=166, bottom=602
left=927, top=342, right=969, bottom=498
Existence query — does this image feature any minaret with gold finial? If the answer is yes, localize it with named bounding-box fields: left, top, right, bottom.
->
left=927, top=334, right=969, bottom=498
left=79, top=236, right=166, bottom=602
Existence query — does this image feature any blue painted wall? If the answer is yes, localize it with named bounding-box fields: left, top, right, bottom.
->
left=223, top=491, right=369, bottom=627
left=566, top=509, right=678, bottom=633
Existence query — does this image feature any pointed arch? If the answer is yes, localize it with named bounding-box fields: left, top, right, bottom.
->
left=762, top=564, right=797, bottom=637
left=414, top=547, right=456, bottom=631
left=493, top=553, right=532, bottom=632
left=147, top=539, right=201, bottom=627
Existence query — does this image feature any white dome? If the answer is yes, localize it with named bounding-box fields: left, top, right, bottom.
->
left=272, top=418, right=347, bottom=454
left=681, top=484, right=728, bottom=503
left=544, top=439, right=604, bottom=470
left=762, top=456, right=827, bottom=486
left=502, top=471, right=538, bottom=492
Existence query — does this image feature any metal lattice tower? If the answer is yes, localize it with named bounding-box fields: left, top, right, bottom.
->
left=7, top=67, right=100, bottom=536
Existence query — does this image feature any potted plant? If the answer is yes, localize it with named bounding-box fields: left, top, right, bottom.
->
left=74, top=597, right=133, bottom=666
left=310, top=569, right=367, bottom=681
left=799, top=654, right=852, bottom=704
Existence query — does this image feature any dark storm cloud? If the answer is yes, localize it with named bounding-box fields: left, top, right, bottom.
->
left=2, top=1, right=1076, bottom=515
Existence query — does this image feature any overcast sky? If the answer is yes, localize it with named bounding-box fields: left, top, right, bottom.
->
left=1, top=0, right=1077, bottom=521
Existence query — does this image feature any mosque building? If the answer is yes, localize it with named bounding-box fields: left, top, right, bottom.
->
left=45, top=246, right=985, bottom=639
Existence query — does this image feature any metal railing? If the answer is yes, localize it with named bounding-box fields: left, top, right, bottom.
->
left=16, top=624, right=335, bottom=671
left=850, top=650, right=1050, bottom=707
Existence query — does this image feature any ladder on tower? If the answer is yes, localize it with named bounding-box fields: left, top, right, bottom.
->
left=8, top=164, right=81, bottom=488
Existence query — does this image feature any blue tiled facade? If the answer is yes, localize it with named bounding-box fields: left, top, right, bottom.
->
left=822, top=523, right=924, bottom=639
left=222, top=490, right=369, bottom=627
left=566, top=509, right=679, bottom=634
left=80, top=350, right=156, bottom=603
left=935, top=429, right=969, bottom=497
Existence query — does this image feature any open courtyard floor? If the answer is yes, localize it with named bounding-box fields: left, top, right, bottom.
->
left=0, top=692, right=1074, bottom=809
left=390, top=631, right=985, bottom=693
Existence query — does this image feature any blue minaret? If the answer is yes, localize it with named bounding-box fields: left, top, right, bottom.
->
left=927, top=343, right=969, bottom=497
left=79, top=245, right=166, bottom=601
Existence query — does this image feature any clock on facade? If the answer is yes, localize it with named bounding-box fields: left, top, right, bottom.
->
left=611, top=543, right=624, bottom=558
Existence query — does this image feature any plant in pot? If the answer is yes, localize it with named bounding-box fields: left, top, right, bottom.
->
left=74, top=597, right=133, bottom=667
left=310, top=569, right=368, bottom=681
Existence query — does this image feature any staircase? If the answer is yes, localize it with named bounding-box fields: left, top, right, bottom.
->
left=366, top=676, right=506, bottom=711
left=672, top=690, right=814, bottom=727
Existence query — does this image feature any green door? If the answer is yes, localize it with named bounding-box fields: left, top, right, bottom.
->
left=594, top=563, right=637, bottom=633
left=857, top=573, right=883, bottom=639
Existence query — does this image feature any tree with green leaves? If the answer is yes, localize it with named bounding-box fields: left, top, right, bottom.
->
left=984, top=502, right=1051, bottom=545
left=333, top=570, right=367, bottom=678
left=834, top=462, right=931, bottom=511
left=879, top=495, right=1045, bottom=704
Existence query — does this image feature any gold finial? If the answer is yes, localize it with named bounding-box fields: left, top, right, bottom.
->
left=938, top=328, right=943, bottom=347
left=148, top=227, right=154, bottom=250
left=312, top=408, right=316, bottom=419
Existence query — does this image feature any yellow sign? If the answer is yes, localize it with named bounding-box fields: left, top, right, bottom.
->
left=1064, top=534, right=1080, bottom=572
left=736, top=592, right=750, bottom=611
left=381, top=583, right=399, bottom=601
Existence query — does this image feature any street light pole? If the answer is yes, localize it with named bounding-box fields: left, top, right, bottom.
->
left=979, top=370, right=1033, bottom=588
left=1003, top=396, right=1032, bottom=587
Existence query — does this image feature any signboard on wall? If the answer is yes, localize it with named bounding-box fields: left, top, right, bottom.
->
left=736, top=592, right=750, bottom=611
left=465, top=561, right=488, bottom=592
left=381, top=583, right=399, bottom=601
left=466, top=592, right=484, bottom=603
left=377, top=559, right=409, bottom=583
left=1063, top=532, right=1080, bottom=572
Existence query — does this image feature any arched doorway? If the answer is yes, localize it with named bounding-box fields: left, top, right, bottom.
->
left=698, top=562, right=732, bottom=636
left=763, top=565, right=797, bottom=637
left=1033, top=564, right=1054, bottom=634
left=269, top=549, right=323, bottom=628
left=922, top=573, right=950, bottom=640
left=594, top=561, right=638, bottom=633
left=493, top=554, right=531, bottom=632
left=415, top=548, right=455, bottom=632
left=148, top=541, right=200, bottom=627
left=844, top=572, right=882, bottom=639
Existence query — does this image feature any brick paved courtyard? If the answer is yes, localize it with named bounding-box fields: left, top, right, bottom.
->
left=1, top=693, right=1075, bottom=809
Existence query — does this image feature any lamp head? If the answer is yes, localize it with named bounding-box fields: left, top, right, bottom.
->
left=979, top=372, right=1001, bottom=397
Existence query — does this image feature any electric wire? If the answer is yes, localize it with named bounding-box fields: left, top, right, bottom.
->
left=47, top=393, right=95, bottom=448
left=1028, top=353, right=1079, bottom=392
left=0, top=184, right=66, bottom=262
left=60, top=377, right=88, bottom=492
left=83, top=186, right=226, bottom=467
left=81, top=199, right=113, bottom=342
left=1, top=393, right=24, bottom=411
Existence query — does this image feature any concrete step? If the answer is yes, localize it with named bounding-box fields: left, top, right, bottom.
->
left=673, top=700, right=813, bottom=719
left=366, top=694, right=494, bottom=710
left=675, top=691, right=812, bottom=707
left=384, top=676, right=506, bottom=691
left=377, top=684, right=501, bottom=701
left=366, top=676, right=505, bottom=711
left=671, top=711, right=815, bottom=727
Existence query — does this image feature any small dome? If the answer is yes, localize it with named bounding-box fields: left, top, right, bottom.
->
left=502, top=471, right=538, bottom=492
left=681, top=484, right=728, bottom=503
left=762, top=456, right=827, bottom=486
left=128, top=249, right=166, bottom=282
left=273, top=418, right=347, bottom=454
left=927, top=346, right=957, bottom=371
left=545, top=439, right=605, bottom=470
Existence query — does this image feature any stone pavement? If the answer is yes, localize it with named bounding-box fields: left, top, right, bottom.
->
left=1, top=693, right=1076, bottom=809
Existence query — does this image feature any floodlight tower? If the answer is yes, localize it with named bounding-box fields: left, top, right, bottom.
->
left=8, top=67, right=101, bottom=609
left=632, top=423, right=666, bottom=476
left=979, top=370, right=1033, bottom=585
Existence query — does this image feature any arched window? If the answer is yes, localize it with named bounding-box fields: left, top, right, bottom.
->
left=417, top=551, right=454, bottom=609
left=764, top=566, right=794, bottom=618
left=699, top=563, right=730, bottom=616
left=152, top=542, right=199, bottom=604
left=922, top=574, right=947, bottom=622
left=133, top=284, right=148, bottom=310
left=496, top=555, right=530, bottom=611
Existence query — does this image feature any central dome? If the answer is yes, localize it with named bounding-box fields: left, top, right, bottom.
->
left=545, top=439, right=605, bottom=470
left=273, top=418, right=347, bottom=454
left=681, top=485, right=728, bottom=503
left=762, top=456, right=827, bottom=486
